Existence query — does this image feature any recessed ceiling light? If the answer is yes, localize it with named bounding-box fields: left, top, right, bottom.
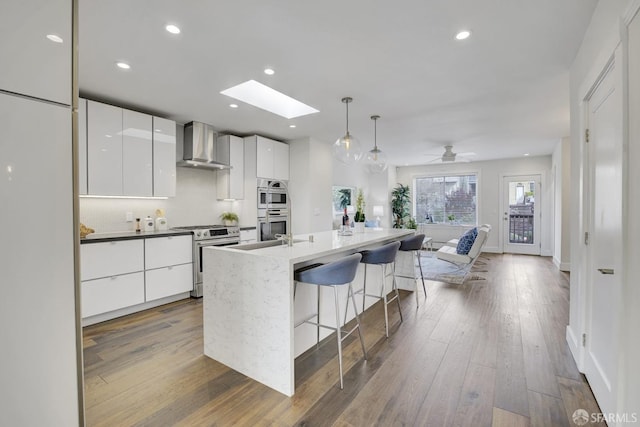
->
left=524, top=153, right=530, bottom=156
left=289, top=124, right=296, bottom=128
left=229, top=103, right=238, bottom=108
left=221, top=80, right=319, bottom=119
left=455, top=30, right=471, bottom=40
left=116, top=62, right=131, bottom=70
left=46, top=34, right=63, bottom=43
left=165, top=24, right=181, bottom=34
left=264, top=68, right=275, bottom=75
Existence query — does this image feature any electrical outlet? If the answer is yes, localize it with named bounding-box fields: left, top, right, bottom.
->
left=126, top=212, right=134, bottom=222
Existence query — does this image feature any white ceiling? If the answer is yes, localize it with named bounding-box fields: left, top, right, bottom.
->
left=79, top=0, right=598, bottom=166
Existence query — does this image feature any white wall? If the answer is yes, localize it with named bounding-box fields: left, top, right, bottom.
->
left=289, top=137, right=333, bottom=234
left=396, top=155, right=553, bottom=254
left=552, top=137, right=571, bottom=271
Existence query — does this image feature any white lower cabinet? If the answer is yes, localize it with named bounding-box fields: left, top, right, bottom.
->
left=145, top=235, right=193, bottom=302
left=145, top=263, right=193, bottom=301
left=81, top=235, right=193, bottom=321
left=145, top=235, right=192, bottom=269
left=82, top=272, right=145, bottom=318
left=240, top=228, right=257, bottom=244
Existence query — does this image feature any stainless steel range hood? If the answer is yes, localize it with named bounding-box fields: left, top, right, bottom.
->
left=178, top=121, right=231, bottom=170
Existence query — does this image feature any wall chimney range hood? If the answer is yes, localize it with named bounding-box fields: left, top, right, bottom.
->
left=178, top=121, right=231, bottom=170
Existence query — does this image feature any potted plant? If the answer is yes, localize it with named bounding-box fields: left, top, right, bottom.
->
left=220, top=212, right=239, bottom=226
left=391, top=183, right=411, bottom=228
left=354, top=189, right=365, bottom=232
left=447, top=213, right=456, bottom=224
left=406, top=217, right=418, bottom=230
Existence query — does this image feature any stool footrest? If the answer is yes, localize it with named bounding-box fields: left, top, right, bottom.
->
left=295, top=312, right=319, bottom=328
left=300, top=320, right=360, bottom=343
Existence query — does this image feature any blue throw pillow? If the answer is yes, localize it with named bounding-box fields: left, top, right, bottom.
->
left=456, top=227, right=478, bottom=254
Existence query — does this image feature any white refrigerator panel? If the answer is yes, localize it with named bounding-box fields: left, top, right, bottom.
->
left=0, top=92, right=79, bottom=425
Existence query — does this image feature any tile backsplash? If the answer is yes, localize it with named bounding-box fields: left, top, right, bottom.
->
left=80, top=167, right=249, bottom=233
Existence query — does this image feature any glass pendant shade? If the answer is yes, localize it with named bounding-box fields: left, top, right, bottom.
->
left=333, top=97, right=363, bottom=165
left=365, top=115, right=388, bottom=173
left=333, top=132, right=363, bottom=165
left=365, top=147, right=388, bottom=173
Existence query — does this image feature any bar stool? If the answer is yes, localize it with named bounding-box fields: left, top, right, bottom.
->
left=351, top=241, right=403, bottom=338
left=294, top=253, right=366, bottom=389
left=396, top=234, right=427, bottom=308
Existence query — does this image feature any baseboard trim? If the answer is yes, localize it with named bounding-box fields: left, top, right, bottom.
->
left=82, top=292, right=191, bottom=326
left=566, top=325, right=583, bottom=372
left=483, top=246, right=500, bottom=253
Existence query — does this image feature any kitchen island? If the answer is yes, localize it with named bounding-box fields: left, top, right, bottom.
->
left=202, top=228, right=414, bottom=396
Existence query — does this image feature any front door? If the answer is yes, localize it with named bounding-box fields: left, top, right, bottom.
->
left=583, top=49, right=624, bottom=416
left=502, top=175, right=541, bottom=255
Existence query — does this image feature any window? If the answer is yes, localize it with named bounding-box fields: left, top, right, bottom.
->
left=414, top=174, right=477, bottom=225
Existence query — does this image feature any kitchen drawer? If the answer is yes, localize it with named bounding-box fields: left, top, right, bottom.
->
left=145, top=235, right=193, bottom=269
left=81, top=239, right=144, bottom=281
left=240, top=229, right=257, bottom=243
left=145, top=263, right=193, bottom=301
left=81, top=272, right=145, bottom=318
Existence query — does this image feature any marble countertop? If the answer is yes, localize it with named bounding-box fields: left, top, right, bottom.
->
left=80, top=229, right=192, bottom=244
left=217, top=228, right=414, bottom=264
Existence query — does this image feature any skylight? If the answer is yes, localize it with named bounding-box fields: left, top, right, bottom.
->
left=220, top=80, right=319, bottom=119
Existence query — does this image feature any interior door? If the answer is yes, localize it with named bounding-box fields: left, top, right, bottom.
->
left=583, top=51, right=623, bottom=416
left=502, top=175, right=541, bottom=255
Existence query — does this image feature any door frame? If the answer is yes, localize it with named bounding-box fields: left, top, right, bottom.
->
left=498, top=171, right=547, bottom=254
left=568, top=23, right=631, bottom=416
left=583, top=47, right=625, bottom=417
left=500, top=174, right=542, bottom=255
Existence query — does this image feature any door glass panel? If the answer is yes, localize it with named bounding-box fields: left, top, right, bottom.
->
left=508, top=181, right=535, bottom=244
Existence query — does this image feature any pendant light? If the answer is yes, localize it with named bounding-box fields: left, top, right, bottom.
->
left=365, top=115, right=388, bottom=173
left=333, top=97, right=363, bottom=165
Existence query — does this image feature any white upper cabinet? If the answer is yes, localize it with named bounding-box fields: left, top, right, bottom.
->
left=217, top=135, right=244, bottom=199
left=273, top=141, right=290, bottom=181
left=78, top=98, right=88, bottom=195
left=256, top=135, right=289, bottom=180
left=85, top=100, right=176, bottom=197
left=87, top=101, right=123, bottom=196
left=0, top=0, right=71, bottom=105
left=122, top=109, right=153, bottom=196
left=153, top=117, right=176, bottom=197
left=256, top=136, right=274, bottom=179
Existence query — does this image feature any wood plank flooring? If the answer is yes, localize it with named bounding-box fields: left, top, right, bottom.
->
left=83, top=253, right=602, bottom=426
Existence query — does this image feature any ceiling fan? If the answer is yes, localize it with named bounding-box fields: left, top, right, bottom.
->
left=424, top=145, right=475, bottom=163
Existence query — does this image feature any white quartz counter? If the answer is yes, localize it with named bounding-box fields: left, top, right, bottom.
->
left=202, top=228, right=414, bottom=396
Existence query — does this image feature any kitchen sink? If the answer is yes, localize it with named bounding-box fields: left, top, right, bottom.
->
left=234, top=239, right=306, bottom=250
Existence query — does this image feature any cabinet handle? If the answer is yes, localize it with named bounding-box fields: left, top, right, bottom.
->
left=110, top=276, right=118, bottom=280
left=167, top=266, right=173, bottom=270
left=597, top=268, right=614, bottom=275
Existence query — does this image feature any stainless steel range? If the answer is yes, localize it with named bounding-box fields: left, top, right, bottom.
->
left=172, top=225, right=240, bottom=297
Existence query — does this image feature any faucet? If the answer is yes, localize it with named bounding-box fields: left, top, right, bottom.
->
left=268, top=180, right=293, bottom=246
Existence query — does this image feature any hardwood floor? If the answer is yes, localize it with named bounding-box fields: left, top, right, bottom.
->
left=83, top=253, right=603, bottom=426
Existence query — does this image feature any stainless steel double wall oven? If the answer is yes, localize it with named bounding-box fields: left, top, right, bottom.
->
left=257, top=179, right=289, bottom=241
